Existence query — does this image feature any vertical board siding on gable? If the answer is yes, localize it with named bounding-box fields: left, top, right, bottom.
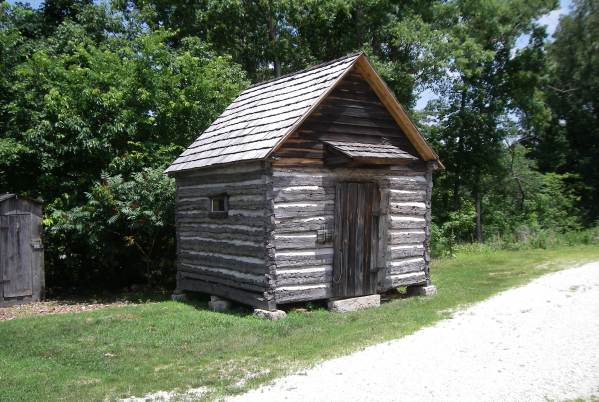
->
left=175, top=161, right=274, bottom=308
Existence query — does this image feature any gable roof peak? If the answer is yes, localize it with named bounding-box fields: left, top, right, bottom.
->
left=166, top=52, right=441, bottom=174
left=246, top=52, right=363, bottom=91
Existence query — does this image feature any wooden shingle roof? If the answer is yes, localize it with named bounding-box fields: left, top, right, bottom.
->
left=166, top=53, right=441, bottom=174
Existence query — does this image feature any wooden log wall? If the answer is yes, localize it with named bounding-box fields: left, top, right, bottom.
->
left=174, top=161, right=276, bottom=309
left=271, top=165, right=429, bottom=303
left=270, top=66, right=430, bottom=303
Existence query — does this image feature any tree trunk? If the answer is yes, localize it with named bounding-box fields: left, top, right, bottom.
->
left=266, top=2, right=281, bottom=77
left=475, top=188, right=483, bottom=243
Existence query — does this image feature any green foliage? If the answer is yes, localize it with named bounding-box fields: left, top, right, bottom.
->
left=2, top=0, right=596, bottom=291
left=1, top=2, right=248, bottom=290
left=46, top=165, right=176, bottom=289
left=540, top=0, right=599, bottom=221
left=431, top=202, right=476, bottom=257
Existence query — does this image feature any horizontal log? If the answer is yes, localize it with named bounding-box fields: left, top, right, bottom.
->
left=275, top=248, right=334, bottom=268
left=272, top=186, right=335, bottom=202
left=179, top=251, right=266, bottom=274
left=178, top=229, right=266, bottom=245
left=177, top=214, right=269, bottom=228
left=177, top=208, right=267, bottom=219
left=179, top=237, right=264, bottom=259
left=387, top=258, right=426, bottom=275
left=389, top=202, right=427, bottom=216
left=382, top=272, right=427, bottom=290
left=274, top=216, right=333, bottom=233
left=275, top=266, right=332, bottom=286
left=274, top=202, right=334, bottom=219
left=388, top=230, right=426, bottom=245
left=275, top=284, right=332, bottom=303
left=179, top=264, right=267, bottom=292
left=388, top=245, right=425, bottom=259
left=178, top=275, right=273, bottom=309
left=176, top=169, right=266, bottom=187
left=388, top=189, right=427, bottom=202
left=389, top=216, right=427, bottom=230
left=179, top=220, right=264, bottom=232
left=177, top=183, right=269, bottom=198
left=175, top=161, right=264, bottom=179
left=274, top=233, right=318, bottom=250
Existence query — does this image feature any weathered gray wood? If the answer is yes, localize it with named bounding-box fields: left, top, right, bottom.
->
left=388, top=216, right=427, bottom=230
left=178, top=237, right=264, bottom=259
left=332, top=182, right=377, bottom=298
left=178, top=274, right=274, bottom=310
left=388, top=258, right=426, bottom=275
left=388, top=202, right=426, bottom=216
left=0, top=196, right=44, bottom=305
left=2, top=214, right=33, bottom=298
left=169, top=59, right=438, bottom=308
left=179, top=265, right=267, bottom=292
left=388, top=230, right=426, bottom=245
left=389, top=246, right=425, bottom=259
left=275, top=249, right=334, bottom=268
left=178, top=252, right=265, bottom=274
left=383, top=272, right=427, bottom=289
left=274, top=233, right=318, bottom=250
left=275, top=284, right=332, bottom=303
left=423, top=161, right=434, bottom=283
left=275, top=267, right=332, bottom=286
left=274, top=216, right=333, bottom=233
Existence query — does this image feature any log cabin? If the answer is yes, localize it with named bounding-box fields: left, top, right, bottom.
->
left=166, top=53, right=442, bottom=312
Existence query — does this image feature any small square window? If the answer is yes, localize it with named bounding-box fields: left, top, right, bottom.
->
left=210, top=194, right=229, bottom=218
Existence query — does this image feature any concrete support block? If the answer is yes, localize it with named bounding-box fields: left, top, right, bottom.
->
left=407, top=284, right=437, bottom=297
left=209, top=296, right=232, bottom=312
left=253, top=309, right=287, bottom=320
left=171, top=290, right=188, bottom=302
left=327, top=294, right=381, bottom=312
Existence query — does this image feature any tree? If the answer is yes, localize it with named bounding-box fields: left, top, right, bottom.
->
left=540, top=0, right=599, bottom=223
left=426, top=0, right=557, bottom=242
left=120, top=0, right=448, bottom=106
left=0, top=3, right=248, bottom=289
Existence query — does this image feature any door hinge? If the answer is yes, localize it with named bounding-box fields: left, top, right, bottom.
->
left=31, top=241, right=44, bottom=250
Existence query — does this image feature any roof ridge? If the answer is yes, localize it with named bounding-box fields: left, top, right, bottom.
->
left=246, top=52, right=363, bottom=90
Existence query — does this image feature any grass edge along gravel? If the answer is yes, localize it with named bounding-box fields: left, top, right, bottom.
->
left=1, top=245, right=598, bottom=401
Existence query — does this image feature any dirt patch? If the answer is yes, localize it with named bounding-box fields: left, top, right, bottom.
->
left=0, top=299, right=132, bottom=321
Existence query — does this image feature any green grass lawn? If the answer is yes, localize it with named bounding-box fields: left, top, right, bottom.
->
left=1, top=245, right=599, bottom=401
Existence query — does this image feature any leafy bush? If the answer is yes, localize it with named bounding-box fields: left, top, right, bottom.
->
left=46, top=165, right=176, bottom=291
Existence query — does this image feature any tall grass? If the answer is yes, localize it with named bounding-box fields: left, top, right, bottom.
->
left=432, top=226, right=599, bottom=257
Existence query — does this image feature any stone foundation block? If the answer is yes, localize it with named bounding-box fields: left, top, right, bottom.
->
left=327, top=294, right=381, bottom=312
left=209, top=296, right=232, bottom=312
left=407, top=284, right=437, bottom=297
left=253, top=309, right=287, bottom=320
left=171, top=290, right=188, bottom=302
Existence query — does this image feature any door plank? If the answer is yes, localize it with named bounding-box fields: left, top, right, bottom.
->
left=333, top=184, right=344, bottom=296
left=3, top=214, right=33, bottom=298
left=354, top=184, right=365, bottom=296
left=332, top=182, right=380, bottom=298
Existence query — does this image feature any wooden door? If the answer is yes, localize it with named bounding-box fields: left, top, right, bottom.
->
left=332, top=182, right=380, bottom=298
left=0, top=214, right=33, bottom=298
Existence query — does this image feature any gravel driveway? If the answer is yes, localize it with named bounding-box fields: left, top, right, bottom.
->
left=231, top=262, right=599, bottom=402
